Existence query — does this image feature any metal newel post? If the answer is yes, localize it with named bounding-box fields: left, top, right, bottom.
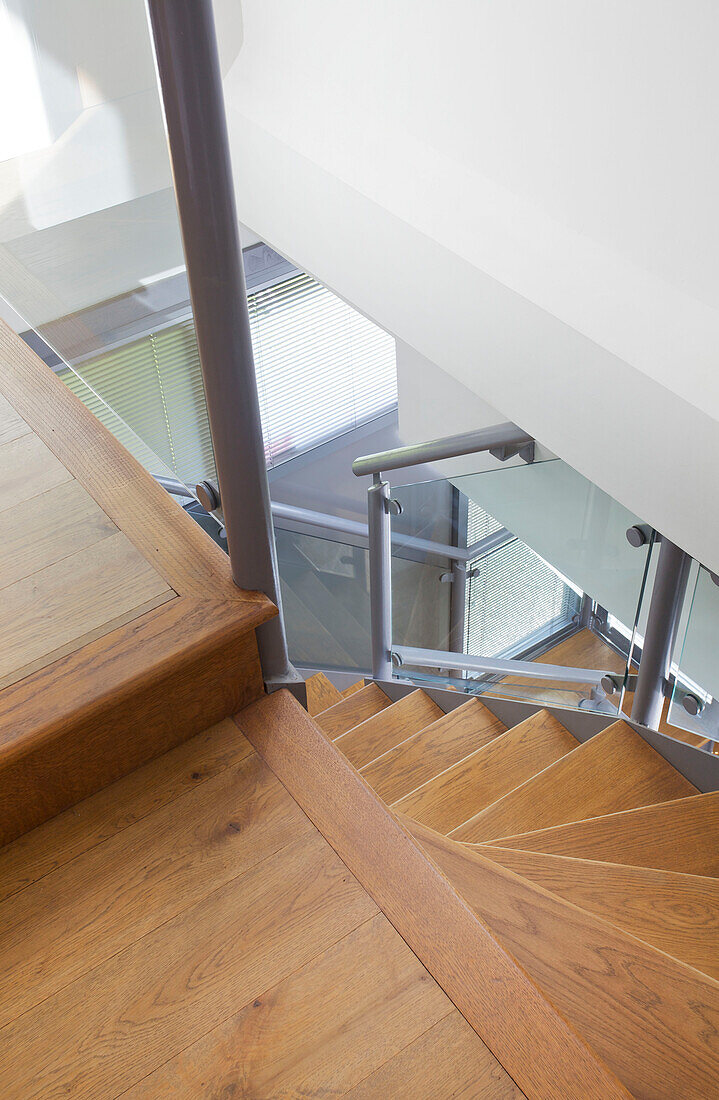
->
left=631, top=537, right=691, bottom=729
left=145, top=0, right=294, bottom=688
left=367, top=475, right=393, bottom=680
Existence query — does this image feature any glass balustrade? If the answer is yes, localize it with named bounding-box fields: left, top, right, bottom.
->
left=666, top=565, right=719, bottom=750
left=388, top=456, right=656, bottom=716
left=0, top=0, right=216, bottom=490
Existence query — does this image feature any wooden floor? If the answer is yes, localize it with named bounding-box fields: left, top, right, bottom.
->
left=0, top=391, right=174, bottom=690
left=0, top=713, right=522, bottom=1099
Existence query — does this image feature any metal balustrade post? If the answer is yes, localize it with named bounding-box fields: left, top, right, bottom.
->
left=367, top=476, right=393, bottom=681
left=631, top=537, right=692, bottom=730
left=146, top=0, right=299, bottom=693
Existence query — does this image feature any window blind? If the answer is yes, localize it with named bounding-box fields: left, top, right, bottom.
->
left=247, top=273, right=397, bottom=466
left=60, top=320, right=216, bottom=486
left=59, top=271, right=397, bottom=483
left=465, top=500, right=580, bottom=657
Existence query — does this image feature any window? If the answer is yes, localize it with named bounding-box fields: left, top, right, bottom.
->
left=60, top=320, right=215, bottom=486
left=59, top=269, right=397, bottom=484
left=465, top=500, right=580, bottom=657
left=248, top=273, right=397, bottom=466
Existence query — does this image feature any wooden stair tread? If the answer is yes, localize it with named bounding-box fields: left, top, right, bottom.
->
left=480, top=792, right=719, bottom=877
left=342, top=680, right=366, bottom=699
left=305, top=672, right=343, bottom=716
left=451, top=720, right=698, bottom=843
left=343, top=1010, right=525, bottom=1099
left=477, top=845, right=719, bottom=980
left=237, top=690, right=628, bottom=1100
left=394, top=709, right=578, bottom=835
left=410, top=819, right=719, bottom=1100
left=335, top=690, right=444, bottom=769
left=361, top=698, right=506, bottom=804
left=314, top=682, right=391, bottom=739
left=0, top=320, right=273, bottom=844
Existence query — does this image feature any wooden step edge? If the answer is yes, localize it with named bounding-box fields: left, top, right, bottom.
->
left=471, top=844, right=719, bottom=981
left=0, top=598, right=265, bottom=845
left=342, top=680, right=367, bottom=699
left=305, top=672, right=343, bottom=716
left=235, top=690, right=630, bottom=1100
left=401, top=815, right=719, bottom=1099
left=359, top=697, right=505, bottom=779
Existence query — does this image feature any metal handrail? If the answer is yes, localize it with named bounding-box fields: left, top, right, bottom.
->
left=352, top=421, right=535, bottom=477
left=392, top=645, right=608, bottom=686
left=155, top=476, right=506, bottom=564
left=354, top=420, right=536, bottom=680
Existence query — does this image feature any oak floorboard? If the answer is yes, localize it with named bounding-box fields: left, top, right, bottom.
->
left=413, top=820, right=719, bottom=1100
left=0, top=531, right=173, bottom=689
left=0, top=479, right=117, bottom=590
left=479, top=792, right=719, bottom=877
left=395, top=709, right=578, bottom=835
left=452, top=720, right=698, bottom=843
left=335, top=689, right=443, bottom=769
left=0, top=746, right=312, bottom=1029
left=120, top=913, right=452, bottom=1099
left=344, top=1011, right=525, bottom=1100
left=361, top=698, right=506, bottom=804
left=0, top=718, right=251, bottom=904
left=0, top=829, right=376, bottom=1100
left=314, top=682, right=391, bottom=739
left=478, top=846, right=719, bottom=979
left=0, top=431, right=73, bottom=514
left=237, top=691, right=629, bottom=1100
left=0, top=390, right=32, bottom=445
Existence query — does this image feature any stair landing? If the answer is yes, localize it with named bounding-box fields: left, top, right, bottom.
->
left=0, top=320, right=274, bottom=843
left=0, top=712, right=522, bottom=1099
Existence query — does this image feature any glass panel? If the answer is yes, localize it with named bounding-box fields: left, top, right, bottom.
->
left=274, top=526, right=371, bottom=672
left=389, top=456, right=655, bottom=716
left=667, top=565, right=719, bottom=748
left=0, top=2, right=397, bottom=488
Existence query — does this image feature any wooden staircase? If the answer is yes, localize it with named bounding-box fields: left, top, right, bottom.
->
left=2, top=326, right=717, bottom=1096
left=271, top=676, right=719, bottom=1099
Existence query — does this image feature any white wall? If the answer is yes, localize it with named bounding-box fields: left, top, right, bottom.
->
left=221, top=1, right=719, bottom=575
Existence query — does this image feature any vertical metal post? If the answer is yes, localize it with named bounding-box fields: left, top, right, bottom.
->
left=631, top=537, right=691, bottom=730
left=145, top=0, right=297, bottom=690
left=367, top=475, right=393, bottom=681
left=448, top=487, right=469, bottom=676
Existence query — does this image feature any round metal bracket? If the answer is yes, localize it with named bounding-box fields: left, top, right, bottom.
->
left=600, top=674, right=621, bottom=695
left=196, top=479, right=221, bottom=513
left=390, top=651, right=403, bottom=668
left=626, top=524, right=650, bottom=548
left=385, top=497, right=403, bottom=517
left=682, top=693, right=705, bottom=717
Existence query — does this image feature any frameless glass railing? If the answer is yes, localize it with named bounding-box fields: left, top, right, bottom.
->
left=0, top=0, right=217, bottom=490
left=273, top=508, right=460, bottom=675
left=665, top=565, right=719, bottom=749
left=387, top=456, right=654, bottom=715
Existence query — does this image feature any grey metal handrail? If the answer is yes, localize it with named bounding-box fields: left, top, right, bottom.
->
left=354, top=420, right=535, bottom=680
left=155, top=476, right=508, bottom=564
left=352, top=421, right=535, bottom=477
left=392, top=645, right=607, bottom=686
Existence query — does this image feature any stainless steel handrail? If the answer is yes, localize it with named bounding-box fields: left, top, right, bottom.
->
left=155, top=477, right=507, bottom=563
left=352, top=422, right=535, bottom=477
left=354, top=420, right=535, bottom=679
left=392, top=645, right=608, bottom=686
